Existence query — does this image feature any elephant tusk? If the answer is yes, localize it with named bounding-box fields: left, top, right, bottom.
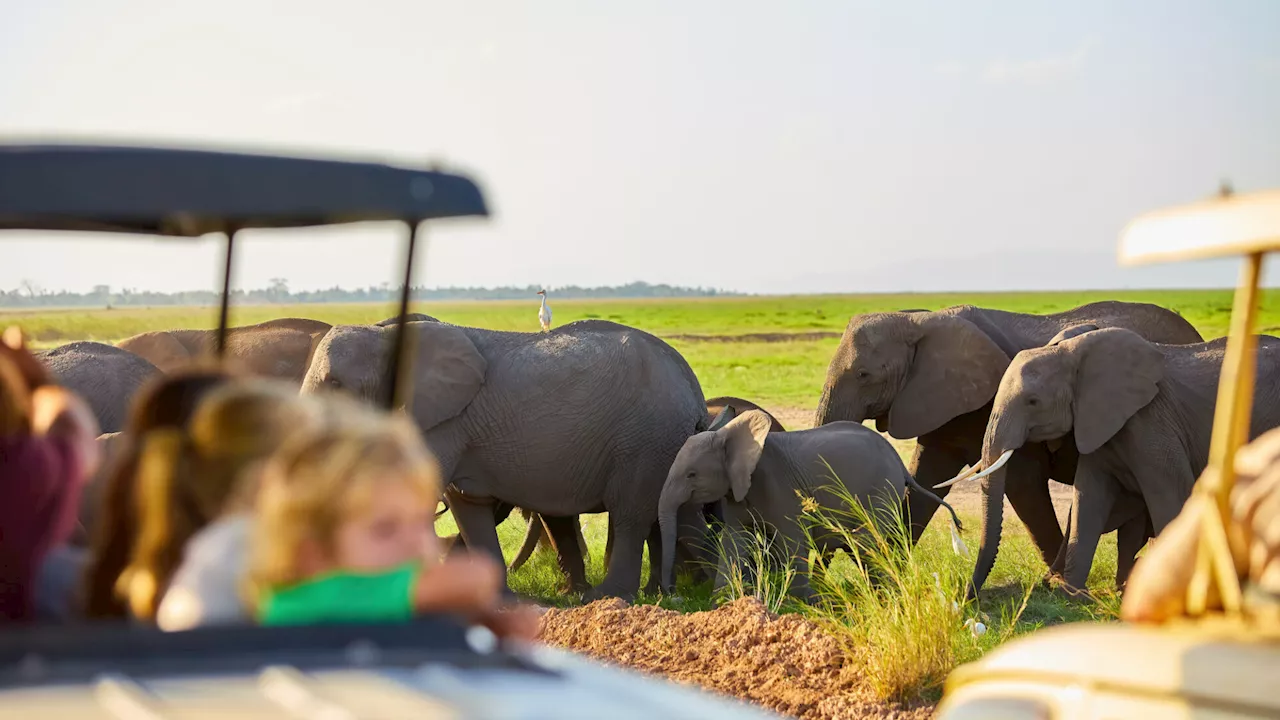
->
left=934, top=463, right=983, bottom=489
left=933, top=449, right=1016, bottom=489
left=967, top=449, right=1015, bottom=482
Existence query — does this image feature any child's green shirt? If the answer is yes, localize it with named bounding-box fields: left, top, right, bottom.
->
left=258, top=562, right=420, bottom=626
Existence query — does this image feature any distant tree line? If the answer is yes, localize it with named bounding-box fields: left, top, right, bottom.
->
left=0, top=279, right=739, bottom=308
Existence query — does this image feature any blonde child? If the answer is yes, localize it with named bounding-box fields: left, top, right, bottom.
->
left=250, top=411, right=538, bottom=639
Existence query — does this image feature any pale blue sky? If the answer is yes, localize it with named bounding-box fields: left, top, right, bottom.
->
left=2, top=1, right=1278, bottom=294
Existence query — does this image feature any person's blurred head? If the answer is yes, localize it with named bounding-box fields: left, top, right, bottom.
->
left=250, top=412, right=442, bottom=597
left=82, top=367, right=237, bottom=619
left=119, top=378, right=328, bottom=622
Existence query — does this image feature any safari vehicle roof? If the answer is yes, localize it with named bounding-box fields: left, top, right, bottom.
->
left=935, top=186, right=1280, bottom=719
left=0, top=141, right=489, bottom=408
left=0, top=143, right=488, bottom=234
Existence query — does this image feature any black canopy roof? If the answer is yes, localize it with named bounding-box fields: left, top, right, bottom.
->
left=0, top=143, right=489, bottom=236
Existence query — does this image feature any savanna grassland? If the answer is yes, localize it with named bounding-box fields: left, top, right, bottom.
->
left=8, top=288, right=1276, bottom=707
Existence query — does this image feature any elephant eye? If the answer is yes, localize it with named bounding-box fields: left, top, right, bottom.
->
left=856, top=369, right=870, bottom=380
left=1027, top=397, right=1038, bottom=406
left=686, top=471, right=697, bottom=479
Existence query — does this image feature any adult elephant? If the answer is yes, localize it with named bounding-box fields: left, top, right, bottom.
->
left=39, top=343, right=161, bottom=433
left=812, top=301, right=1204, bottom=579
left=504, top=396, right=787, bottom=590
left=117, top=318, right=331, bottom=384
left=957, top=327, right=1280, bottom=597
left=303, top=319, right=708, bottom=599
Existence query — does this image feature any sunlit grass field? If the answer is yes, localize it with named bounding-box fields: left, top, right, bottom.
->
left=7, top=288, right=1276, bottom=410
left=6, top=288, right=1265, bottom=699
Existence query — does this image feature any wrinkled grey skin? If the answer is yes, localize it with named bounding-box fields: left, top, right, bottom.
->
left=659, top=407, right=960, bottom=602
left=304, top=319, right=708, bottom=599
left=375, top=313, right=439, bottom=326
left=38, top=343, right=161, bottom=433
left=813, top=301, right=1203, bottom=583
left=976, top=327, right=1280, bottom=596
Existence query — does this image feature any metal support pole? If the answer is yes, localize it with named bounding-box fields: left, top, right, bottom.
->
left=384, top=221, right=424, bottom=410
left=1187, top=252, right=1264, bottom=616
left=216, top=228, right=239, bottom=359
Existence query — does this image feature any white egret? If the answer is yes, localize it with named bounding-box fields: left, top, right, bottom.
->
left=537, top=289, right=552, bottom=332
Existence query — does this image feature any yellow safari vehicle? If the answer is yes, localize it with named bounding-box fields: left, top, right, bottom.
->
left=934, top=187, right=1280, bottom=719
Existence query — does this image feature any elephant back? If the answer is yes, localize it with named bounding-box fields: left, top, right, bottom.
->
left=40, top=343, right=161, bottom=433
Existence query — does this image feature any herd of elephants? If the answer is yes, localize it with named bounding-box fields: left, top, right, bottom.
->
left=39, top=298, right=1280, bottom=605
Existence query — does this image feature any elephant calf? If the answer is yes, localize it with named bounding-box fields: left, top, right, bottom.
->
left=953, top=326, right=1280, bottom=597
left=658, top=406, right=959, bottom=602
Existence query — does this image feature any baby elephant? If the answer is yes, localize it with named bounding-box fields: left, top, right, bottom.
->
left=657, top=406, right=959, bottom=601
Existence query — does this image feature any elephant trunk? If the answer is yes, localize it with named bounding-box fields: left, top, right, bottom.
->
left=969, top=422, right=1027, bottom=599
left=970, top=464, right=1007, bottom=600
left=814, top=386, right=835, bottom=427
left=658, top=479, right=693, bottom=592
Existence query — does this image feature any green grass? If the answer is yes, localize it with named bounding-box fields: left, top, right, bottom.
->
left=7, top=288, right=1277, bottom=414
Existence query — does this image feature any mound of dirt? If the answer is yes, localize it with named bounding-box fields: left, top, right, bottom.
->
left=537, top=598, right=934, bottom=720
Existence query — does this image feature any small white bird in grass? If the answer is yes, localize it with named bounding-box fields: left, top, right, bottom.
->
left=537, top=289, right=552, bottom=332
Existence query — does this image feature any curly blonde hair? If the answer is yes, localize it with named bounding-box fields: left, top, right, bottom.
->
left=118, top=379, right=330, bottom=621
left=249, top=412, right=442, bottom=597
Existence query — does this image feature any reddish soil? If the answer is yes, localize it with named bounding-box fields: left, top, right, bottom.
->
left=537, top=597, right=935, bottom=720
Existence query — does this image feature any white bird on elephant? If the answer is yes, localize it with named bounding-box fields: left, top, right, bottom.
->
left=537, top=289, right=552, bottom=332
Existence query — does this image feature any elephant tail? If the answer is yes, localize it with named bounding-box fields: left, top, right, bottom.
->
left=905, top=474, right=963, bottom=533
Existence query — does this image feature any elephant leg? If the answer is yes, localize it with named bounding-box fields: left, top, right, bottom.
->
left=713, top=504, right=753, bottom=596
left=445, top=489, right=510, bottom=593
left=1004, top=466, right=1065, bottom=569
left=585, top=512, right=648, bottom=601
left=780, top=525, right=816, bottom=604
left=903, top=442, right=971, bottom=545
left=1061, top=464, right=1118, bottom=593
left=542, top=515, right=590, bottom=593
left=643, top=523, right=662, bottom=595
left=1115, top=511, right=1147, bottom=591
left=575, top=516, right=590, bottom=561
left=1048, top=504, right=1071, bottom=580
left=603, top=516, right=614, bottom=572
left=507, top=511, right=545, bottom=573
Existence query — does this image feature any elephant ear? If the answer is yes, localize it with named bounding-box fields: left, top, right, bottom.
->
left=708, top=403, right=738, bottom=432
left=407, top=323, right=487, bottom=431
left=888, top=315, right=1011, bottom=439
left=1047, top=323, right=1099, bottom=347
left=1071, top=329, right=1164, bottom=455
left=721, top=410, right=772, bottom=503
